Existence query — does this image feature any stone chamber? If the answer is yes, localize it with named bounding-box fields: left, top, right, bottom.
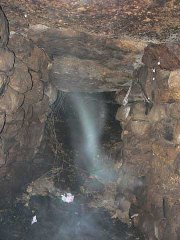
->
left=0, top=1, right=179, bottom=239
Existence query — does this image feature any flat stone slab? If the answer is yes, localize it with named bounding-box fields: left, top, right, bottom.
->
left=29, top=27, right=146, bottom=91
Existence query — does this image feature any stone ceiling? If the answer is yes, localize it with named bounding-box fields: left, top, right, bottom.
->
left=1, top=0, right=180, bottom=40
left=1, top=0, right=180, bottom=91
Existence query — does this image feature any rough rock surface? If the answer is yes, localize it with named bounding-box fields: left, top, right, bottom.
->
left=115, top=44, right=180, bottom=240
left=0, top=7, right=51, bottom=209
left=29, top=28, right=146, bottom=91
left=1, top=0, right=180, bottom=40
left=0, top=2, right=179, bottom=240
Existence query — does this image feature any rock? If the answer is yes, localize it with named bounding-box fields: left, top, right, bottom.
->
left=112, top=206, right=131, bottom=224
left=130, top=120, right=150, bottom=136
left=168, top=70, right=180, bottom=89
left=115, top=89, right=129, bottom=105
left=166, top=43, right=180, bottom=67
left=23, top=104, right=33, bottom=121
left=169, top=102, right=180, bottom=119
left=0, top=86, right=24, bottom=114
left=25, top=121, right=45, bottom=149
left=131, top=102, right=147, bottom=121
left=148, top=104, right=167, bottom=122
left=137, top=65, right=154, bottom=102
left=24, top=72, right=44, bottom=104
left=29, top=24, right=49, bottom=33
left=6, top=108, right=25, bottom=124
left=27, top=46, right=49, bottom=74
left=26, top=174, right=61, bottom=197
left=32, top=95, right=49, bottom=122
left=51, top=56, right=132, bottom=91
left=44, top=82, right=58, bottom=105
left=116, top=105, right=131, bottom=122
left=0, top=112, right=5, bottom=133
left=1, top=120, right=24, bottom=139
left=29, top=28, right=140, bottom=91
left=1, top=108, right=25, bottom=138
left=155, top=69, right=180, bottom=103
left=0, top=145, right=6, bottom=166
left=0, top=73, right=8, bottom=95
left=0, top=7, right=9, bottom=48
left=142, top=43, right=180, bottom=71
left=173, top=121, right=180, bottom=145
left=9, top=60, right=32, bottom=93
left=137, top=66, right=180, bottom=104
left=174, top=154, right=180, bottom=175
left=0, top=48, right=15, bottom=73
left=8, top=33, right=34, bottom=62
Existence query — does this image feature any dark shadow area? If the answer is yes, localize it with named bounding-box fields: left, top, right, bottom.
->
left=0, top=91, right=145, bottom=240
left=0, top=196, right=144, bottom=240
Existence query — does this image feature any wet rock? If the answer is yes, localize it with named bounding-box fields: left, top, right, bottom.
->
left=0, top=86, right=24, bottom=114
left=9, top=59, right=32, bottom=93
left=0, top=47, right=14, bottom=73
left=0, top=7, right=9, bottom=48
left=142, top=43, right=180, bottom=71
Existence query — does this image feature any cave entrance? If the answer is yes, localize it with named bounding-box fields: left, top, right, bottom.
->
left=51, top=91, right=122, bottom=176
left=0, top=90, right=144, bottom=240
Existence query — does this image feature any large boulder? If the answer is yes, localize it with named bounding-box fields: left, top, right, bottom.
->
left=8, top=33, right=34, bottom=62
left=0, top=72, right=8, bottom=95
left=0, top=47, right=14, bottom=73
left=27, top=45, right=49, bottom=74
left=0, top=86, right=24, bottom=114
left=9, top=59, right=32, bottom=93
left=142, top=43, right=180, bottom=71
left=24, top=72, right=44, bottom=104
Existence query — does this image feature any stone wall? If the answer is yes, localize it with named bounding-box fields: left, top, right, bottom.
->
left=0, top=7, right=51, bottom=204
left=116, top=43, right=180, bottom=240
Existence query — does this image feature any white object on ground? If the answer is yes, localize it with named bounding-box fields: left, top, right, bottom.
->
left=61, top=193, right=74, bottom=203
left=31, top=215, right=37, bottom=225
